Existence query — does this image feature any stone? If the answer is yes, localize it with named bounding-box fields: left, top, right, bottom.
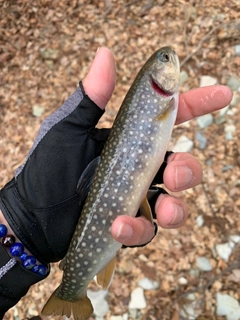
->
left=172, top=135, right=194, bottom=152
left=195, top=132, right=207, bottom=149
left=215, top=242, right=233, bottom=261
left=233, top=44, right=240, bottom=56
left=179, top=293, right=198, bottom=319
left=180, top=70, right=188, bottom=84
left=227, top=77, right=240, bottom=91
left=196, top=256, right=212, bottom=271
left=196, top=215, right=204, bottom=227
left=200, top=75, right=217, bottom=87
left=138, top=277, right=159, bottom=290
left=40, top=48, right=59, bottom=60
left=128, top=287, right=146, bottom=309
left=216, top=292, right=240, bottom=320
left=110, top=315, right=128, bottom=320
left=196, top=114, right=213, bottom=129
left=32, top=104, right=45, bottom=117
left=225, top=124, right=236, bottom=140
left=87, top=289, right=109, bottom=318
left=178, top=277, right=188, bottom=285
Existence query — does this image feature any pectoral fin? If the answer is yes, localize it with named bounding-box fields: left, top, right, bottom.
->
left=76, top=156, right=101, bottom=204
left=59, top=258, right=65, bottom=271
left=96, top=257, right=116, bottom=290
left=139, top=196, right=154, bottom=224
left=155, top=98, right=176, bottom=121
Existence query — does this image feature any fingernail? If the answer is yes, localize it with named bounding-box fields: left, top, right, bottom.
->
left=169, top=204, right=184, bottom=226
left=175, top=166, right=193, bottom=190
left=116, top=223, right=133, bottom=240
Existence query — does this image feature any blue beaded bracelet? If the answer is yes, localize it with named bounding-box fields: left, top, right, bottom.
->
left=0, top=223, right=47, bottom=276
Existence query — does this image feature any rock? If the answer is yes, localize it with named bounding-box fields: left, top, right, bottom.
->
left=196, top=215, right=204, bottom=227
left=87, top=289, right=109, bottom=318
left=32, top=104, right=45, bottom=117
left=216, top=292, right=240, bottom=320
left=196, top=114, right=213, bottom=129
left=180, top=70, right=188, bottom=84
left=172, top=135, right=194, bottom=152
left=225, top=124, right=236, bottom=140
left=128, top=287, right=146, bottom=309
left=215, top=105, right=229, bottom=124
left=178, top=277, right=188, bottom=285
left=179, top=293, right=198, bottom=319
left=233, top=44, right=240, bottom=56
left=40, top=48, right=59, bottom=60
left=111, top=314, right=128, bottom=320
left=227, top=77, right=240, bottom=91
left=196, top=256, right=212, bottom=271
left=195, top=132, right=207, bottom=149
left=200, top=75, right=217, bottom=87
left=230, top=93, right=240, bottom=107
left=215, top=242, right=233, bottom=261
left=138, top=277, right=159, bottom=290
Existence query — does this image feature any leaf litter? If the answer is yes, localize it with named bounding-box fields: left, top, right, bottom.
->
left=0, top=0, right=240, bottom=319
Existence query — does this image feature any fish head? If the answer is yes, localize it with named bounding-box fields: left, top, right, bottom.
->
left=147, top=46, right=180, bottom=96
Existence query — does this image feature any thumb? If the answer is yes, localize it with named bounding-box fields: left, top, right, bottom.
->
left=82, top=47, right=116, bottom=110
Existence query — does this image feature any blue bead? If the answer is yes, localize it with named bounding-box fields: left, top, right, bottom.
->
left=9, top=242, right=24, bottom=257
left=31, top=265, right=39, bottom=273
left=37, top=265, right=48, bottom=276
left=0, top=224, right=7, bottom=237
left=20, top=252, right=28, bottom=261
left=22, top=256, right=36, bottom=269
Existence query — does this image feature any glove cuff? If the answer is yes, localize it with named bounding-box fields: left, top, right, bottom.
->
left=0, top=244, right=48, bottom=316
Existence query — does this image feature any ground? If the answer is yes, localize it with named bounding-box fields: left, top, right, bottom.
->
left=0, top=0, right=240, bottom=319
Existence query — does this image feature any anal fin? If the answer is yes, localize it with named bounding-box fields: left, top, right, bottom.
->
left=139, top=196, right=154, bottom=224
left=96, top=256, right=116, bottom=290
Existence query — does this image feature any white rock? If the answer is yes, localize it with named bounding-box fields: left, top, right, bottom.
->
left=180, top=70, right=189, bottom=84
left=128, top=287, right=146, bottom=309
left=138, top=277, right=159, bottom=290
left=179, top=293, right=197, bottom=319
left=215, top=243, right=233, bottom=261
left=196, top=113, right=213, bottom=129
left=172, top=135, right=194, bottom=152
left=196, top=256, right=212, bottom=271
left=178, top=277, right=188, bottom=285
left=87, top=289, right=109, bottom=317
left=32, top=104, right=45, bottom=117
left=229, top=235, right=240, bottom=244
left=111, top=315, right=128, bottom=320
left=216, top=292, right=240, bottom=320
left=196, top=215, right=204, bottom=227
left=200, top=75, right=217, bottom=87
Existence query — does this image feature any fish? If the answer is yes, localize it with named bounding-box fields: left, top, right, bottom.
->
left=42, top=46, right=180, bottom=320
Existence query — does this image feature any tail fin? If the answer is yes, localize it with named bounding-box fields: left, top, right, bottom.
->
left=42, top=289, right=93, bottom=320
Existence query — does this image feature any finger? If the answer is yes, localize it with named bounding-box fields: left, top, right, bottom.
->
left=163, top=152, right=202, bottom=192
left=155, top=194, right=188, bottom=229
left=176, top=85, right=233, bottom=125
left=111, top=215, right=155, bottom=247
left=82, top=47, right=116, bottom=110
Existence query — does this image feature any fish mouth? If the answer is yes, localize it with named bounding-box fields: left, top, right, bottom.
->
left=150, top=76, right=173, bottom=97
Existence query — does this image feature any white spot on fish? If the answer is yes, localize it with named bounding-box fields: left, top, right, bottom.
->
left=91, top=226, right=96, bottom=231
left=96, top=248, right=102, bottom=252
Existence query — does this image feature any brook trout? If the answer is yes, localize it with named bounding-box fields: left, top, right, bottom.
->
left=42, top=46, right=180, bottom=320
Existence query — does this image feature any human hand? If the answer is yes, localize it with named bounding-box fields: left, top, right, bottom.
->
left=83, top=47, right=233, bottom=246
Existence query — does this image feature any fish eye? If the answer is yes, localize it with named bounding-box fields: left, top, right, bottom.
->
left=158, top=52, right=170, bottom=62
